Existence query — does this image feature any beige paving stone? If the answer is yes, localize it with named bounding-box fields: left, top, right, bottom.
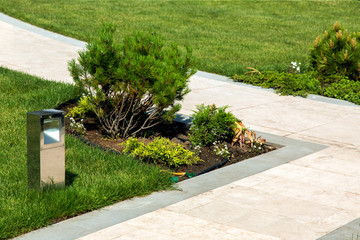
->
left=104, top=228, right=179, bottom=240
left=291, top=146, right=360, bottom=177
left=0, top=21, right=81, bottom=83
left=230, top=173, right=278, bottom=188
left=188, top=75, right=282, bottom=99
left=91, top=209, right=281, bottom=240
left=260, top=217, right=324, bottom=240
left=0, top=60, right=30, bottom=72
left=165, top=190, right=220, bottom=213
left=225, top=208, right=325, bottom=240
left=286, top=133, right=346, bottom=147
left=263, top=163, right=360, bottom=194
left=187, top=75, right=228, bottom=90
left=231, top=97, right=354, bottom=134
left=178, top=108, right=194, bottom=117
left=181, top=185, right=359, bottom=238
left=77, top=223, right=139, bottom=240
left=291, top=114, right=360, bottom=148
left=238, top=123, right=293, bottom=137
left=225, top=187, right=348, bottom=225
left=240, top=174, right=360, bottom=212
left=220, top=227, right=282, bottom=240
left=181, top=79, right=284, bottom=113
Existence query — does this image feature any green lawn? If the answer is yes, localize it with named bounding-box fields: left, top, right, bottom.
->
left=1, top=0, right=360, bottom=76
left=0, top=67, right=172, bottom=239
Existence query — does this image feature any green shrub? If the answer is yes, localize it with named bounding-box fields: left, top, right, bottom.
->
left=68, top=117, right=87, bottom=136
left=188, top=104, right=238, bottom=147
left=233, top=71, right=321, bottom=97
left=66, top=95, right=93, bottom=118
left=68, top=24, right=196, bottom=138
left=122, top=137, right=202, bottom=167
left=310, top=21, right=360, bottom=82
left=323, top=77, right=360, bottom=105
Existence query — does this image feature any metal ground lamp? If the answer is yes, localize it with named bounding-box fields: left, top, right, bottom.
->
left=27, top=109, right=65, bottom=189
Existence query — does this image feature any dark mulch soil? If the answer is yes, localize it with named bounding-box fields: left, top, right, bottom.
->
left=58, top=101, right=277, bottom=182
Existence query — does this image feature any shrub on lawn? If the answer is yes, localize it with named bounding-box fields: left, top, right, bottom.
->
left=66, top=95, right=92, bottom=118
left=122, top=137, right=202, bottom=167
left=310, top=21, right=360, bottom=82
left=188, top=104, right=238, bottom=147
left=68, top=24, right=196, bottom=138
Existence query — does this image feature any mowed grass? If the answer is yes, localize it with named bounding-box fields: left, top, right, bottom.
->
left=0, top=67, right=172, bottom=239
left=1, top=0, right=360, bottom=76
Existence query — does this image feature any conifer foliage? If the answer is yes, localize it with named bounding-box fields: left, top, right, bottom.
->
left=69, top=25, right=196, bottom=138
left=310, top=21, right=360, bottom=81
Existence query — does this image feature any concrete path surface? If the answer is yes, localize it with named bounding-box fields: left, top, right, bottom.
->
left=2, top=13, right=360, bottom=240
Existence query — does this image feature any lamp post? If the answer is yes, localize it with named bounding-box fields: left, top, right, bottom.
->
left=27, top=109, right=65, bottom=189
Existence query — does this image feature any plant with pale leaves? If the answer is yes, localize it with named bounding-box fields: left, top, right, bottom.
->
left=193, top=145, right=202, bottom=155
left=69, top=117, right=86, bottom=136
left=213, top=141, right=231, bottom=158
left=249, top=140, right=263, bottom=152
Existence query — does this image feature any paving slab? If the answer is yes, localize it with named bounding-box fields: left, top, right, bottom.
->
left=0, top=13, right=84, bottom=83
left=2, top=13, right=360, bottom=240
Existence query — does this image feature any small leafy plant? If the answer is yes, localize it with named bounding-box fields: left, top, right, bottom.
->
left=212, top=141, right=230, bottom=158
left=66, top=94, right=93, bottom=118
left=121, top=137, right=202, bottom=167
left=232, top=120, right=265, bottom=149
left=310, top=21, right=360, bottom=81
left=188, top=104, right=238, bottom=147
left=68, top=117, right=86, bottom=136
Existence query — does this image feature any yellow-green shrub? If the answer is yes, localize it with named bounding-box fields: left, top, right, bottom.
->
left=66, top=96, right=93, bottom=118
left=122, top=137, right=202, bottom=167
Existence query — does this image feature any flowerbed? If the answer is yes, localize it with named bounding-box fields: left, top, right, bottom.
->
left=60, top=101, right=276, bottom=182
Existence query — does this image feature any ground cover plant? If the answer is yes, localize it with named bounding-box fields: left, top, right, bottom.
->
left=233, top=69, right=360, bottom=105
left=233, top=70, right=322, bottom=97
left=1, top=0, right=360, bottom=76
left=0, top=67, right=172, bottom=239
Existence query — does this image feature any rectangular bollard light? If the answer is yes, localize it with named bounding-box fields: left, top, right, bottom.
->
left=27, top=109, right=65, bottom=189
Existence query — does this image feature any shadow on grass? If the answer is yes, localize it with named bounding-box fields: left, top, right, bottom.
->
left=65, top=170, right=78, bottom=186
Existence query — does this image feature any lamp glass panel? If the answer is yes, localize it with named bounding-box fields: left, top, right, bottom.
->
left=44, top=118, right=60, bottom=144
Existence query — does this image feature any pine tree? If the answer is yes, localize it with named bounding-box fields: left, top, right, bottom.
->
left=68, top=24, right=196, bottom=138
left=310, top=22, right=360, bottom=82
